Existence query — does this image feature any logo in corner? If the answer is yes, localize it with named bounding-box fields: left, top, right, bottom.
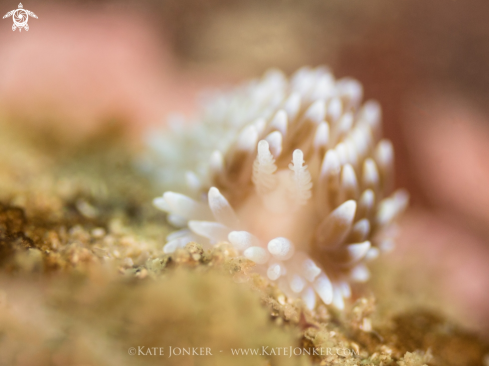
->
left=3, top=3, right=37, bottom=32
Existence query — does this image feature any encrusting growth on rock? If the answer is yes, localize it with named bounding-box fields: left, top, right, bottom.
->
left=0, top=120, right=487, bottom=366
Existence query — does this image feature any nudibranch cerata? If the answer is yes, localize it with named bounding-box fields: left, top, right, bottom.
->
left=148, top=67, right=408, bottom=310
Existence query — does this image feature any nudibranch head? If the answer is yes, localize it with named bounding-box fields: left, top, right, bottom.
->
left=149, top=66, right=408, bottom=310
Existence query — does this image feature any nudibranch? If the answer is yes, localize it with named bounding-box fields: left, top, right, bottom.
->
left=148, top=67, right=408, bottom=310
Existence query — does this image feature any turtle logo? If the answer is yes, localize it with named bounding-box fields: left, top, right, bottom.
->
left=3, top=3, right=37, bottom=32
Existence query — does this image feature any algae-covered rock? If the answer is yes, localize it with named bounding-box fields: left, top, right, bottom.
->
left=0, top=120, right=487, bottom=366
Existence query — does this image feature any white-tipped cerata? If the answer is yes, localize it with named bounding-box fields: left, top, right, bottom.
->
left=269, top=110, right=288, bottom=136
left=268, top=237, right=294, bottom=260
left=228, top=231, right=260, bottom=251
left=188, top=220, right=230, bottom=242
left=339, top=164, right=359, bottom=202
left=237, top=125, right=258, bottom=151
left=304, top=99, right=326, bottom=124
left=208, top=187, right=240, bottom=229
left=313, top=273, right=333, bottom=304
left=314, top=121, right=330, bottom=150
left=209, top=150, right=224, bottom=175
left=301, top=287, right=316, bottom=310
left=163, top=192, right=211, bottom=220
left=244, top=246, right=270, bottom=264
left=362, top=158, right=380, bottom=193
left=316, top=200, right=356, bottom=249
left=150, top=66, right=407, bottom=311
left=267, top=262, right=283, bottom=281
left=265, top=131, right=283, bottom=158
left=282, top=92, right=301, bottom=121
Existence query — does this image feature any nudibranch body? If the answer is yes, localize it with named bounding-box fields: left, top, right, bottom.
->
left=149, top=67, right=408, bottom=310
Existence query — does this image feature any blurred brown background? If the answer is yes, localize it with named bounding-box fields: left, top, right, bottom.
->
left=1, top=0, right=489, bottom=335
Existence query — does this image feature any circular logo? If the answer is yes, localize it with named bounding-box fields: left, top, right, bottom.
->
left=12, top=9, right=28, bottom=28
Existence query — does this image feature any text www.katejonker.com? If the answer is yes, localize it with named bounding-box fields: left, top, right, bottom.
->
left=128, top=346, right=358, bottom=358
left=230, top=347, right=357, bottom=357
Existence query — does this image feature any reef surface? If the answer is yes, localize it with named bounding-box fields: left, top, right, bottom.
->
left=0, top=120, right=487, bottom=366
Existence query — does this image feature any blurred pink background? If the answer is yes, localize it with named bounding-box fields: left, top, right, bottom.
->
left=1, top=0, right=489, bottom=337
left=0, top=2, right=223, bottom=138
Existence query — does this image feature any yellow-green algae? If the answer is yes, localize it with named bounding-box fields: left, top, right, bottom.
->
left=0, top=120, right=487, bottom=366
